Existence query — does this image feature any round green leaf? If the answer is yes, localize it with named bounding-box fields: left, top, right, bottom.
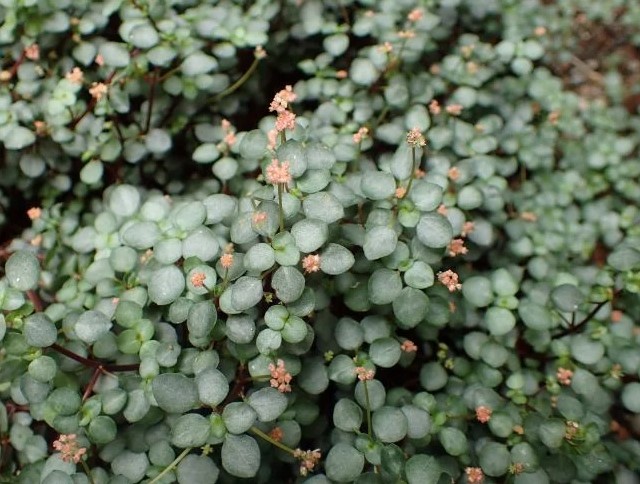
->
left=152, top=373, right=198, bottom=414
left=325, top=443, right=365, bottom=482
left=303, top=192, right=344, bottom=223
left=222, top=402, right=257, bottom=434
left=272, top=266, right=305, bottom=303
left=621, top=382, right=640, bottom=412
left=221, top=434, right=260, bottom=478
left=485, top=307, right=516, bottom=336
left=570, top=335, right=604, bottom=365
left=416, top=213, right=453, bottom=248
left=479, top=442, right=510, bottom=476
left=171, top=413, right=211, bottom=448
left=518, top=301, right=553, bottom=331
left=405, top=455, right=442, bottom=484
left=23, top=313, right=57, bottom=348
left=99, top=42, right=130, bottom=67
left=361, top=171, right=396, bottom=200
left=393, top=287, right=428, bottom=328
left=369, top=338, right=402, bottom=368
left=247, top=387, right=288, bottom=422
left=410, top=181, right=443, bottom=212
left=292, top=219, right=328, bottom=253
left=364, top=226, right=397, bottom=260
left=6, top=250, right=40, bottom=291
left=148, top=265, right=185, bottom=305
left=333, top=398, right=363, bottom=432
left=196, top=368, right=229, bottom=406
left=320, top=243, right=355, bottom=275
left=368, top=268, right=402, bottom=305
left=230, top=277, right=264, bottom=311
left=439, top=427, right=468, bottom=456
left=550, top=284, right=585, bottom=313
left=177, top=454, right=220, bottom=484
left=109, top=184, right=140, bottom=217
left=372, top=407, right=407, bottom=443
left=75, top=310, right=112, bottom=344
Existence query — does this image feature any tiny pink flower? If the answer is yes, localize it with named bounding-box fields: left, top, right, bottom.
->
left=220, top=253, right=234, bottom=269
left=265, top=158, right=292, bottom=185
left=557, top=367, right=573, bottom=386
left=269, top=85, right=297, bottom=113
left=24, top=44, right=40, bottom=61
left=438, top=270, right=462, bottom=292
left=27, top=207, right=42, bottom=220
left=190, top=272, right=206, bottom=288
left=428, top=100, right=441, bottom=115
left=520, top=211, right=537, bottom=222
left=397, top=30, right=416, bottom=39
left=89, top=82, right=108, bottom=101
left=293, top=448, right=322, bottom=476
left=353, top=127, right=369, bottom=144
left=94, top=54, right=104, bottom=66
left=466, top=467, right=484, bottom=484
left=269, top=426, right=283, bottom=442
left=335, top=69, right=348, bottom=79
left=302, top=254, right=321, bottom=274
left=224, top=131, right=237, bottom=146
left=437, top=204, right=448, bottom=215
left=476, top=406, right=492, bottom=423
left=448, top=166, right=460, bottom=181
left=401, top=340, right=417, bottom=353
left=33, top=120, right=48, bottom=136
left=406, top=127, right=426, bottom=147
left=395, top=186, right=407, bottom=199
left=65, top=67, right=84, bottom=85
left=269, top=359, right=292, bottom=393
left=378, top=42, right=393, bottom=53
left=52, top=434, right=86, bottom=463
left=461, top=221, right=475, bottom=237
left=254, top=45, right=267, bottom=59
left=275, top=110, right=296, bottom=132
left=354, top=366, right=375, bottom=381
left=267, top=129, right=278, bottom=151
left=414, top=168, right=426, bottom=179
left=446, top=104, right=463, bottom=116
left=407, top=8, right=424, bottom=22
left=448, top=238, right=468, bottom=257
left=252, top=211, right=268, bottom=225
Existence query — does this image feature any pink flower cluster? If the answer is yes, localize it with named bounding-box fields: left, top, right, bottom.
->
left=557, top=367, right=573, bottom=386
left=293, top=448, right=322, bottom=476
left=265, top=158, right=292, bottom=185
left=400, top=340, right=418, bottom=352
left=302, top=254, right=321, bottom=273
left=447, top=238, right=468, bottom=257
left=269, top=359, right=292, bottom=393
left=475, top=405, right=492, bottom=423
left=466, top=467, right=484, bottom=484
left=269, top=85, right=297, bottom=138
left=52, top=434, right=86, bottom=463
left=438, top=270, right=462, bottom=292
left=406, top=127, right=426, bottom=147
left=355, top=366, right=375, bottom=381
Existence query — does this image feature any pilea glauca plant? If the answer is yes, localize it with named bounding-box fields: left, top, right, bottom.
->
left=1, top=1, right=640, bottom=483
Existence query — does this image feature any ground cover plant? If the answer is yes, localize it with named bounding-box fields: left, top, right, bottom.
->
left=1, top=0, right=640, bottom=483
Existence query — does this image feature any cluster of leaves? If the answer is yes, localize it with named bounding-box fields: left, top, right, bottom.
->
left=1, top=0, right=640, bottom=483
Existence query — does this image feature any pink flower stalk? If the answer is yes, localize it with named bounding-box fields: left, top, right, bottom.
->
left=190, top=272, right=206, bottom=288
left=406, top=127, right=426, bottom=147
left=465, top=467, right=484, bottom=484
left=220, top=253, right=234, bottom=269
left=302, top=254, right=321, bottom=274
left=269, top=359, right=292, bottom=393
left=275, top=110, right=296, bottom=132
left=52, top=434, right=86, bottom=463
left=27, top=207, right=42, bottom=220
left=438, top=270, right=462, bottom=292
left=24, top=44, right=40, bottom=61
left=448, top=238, right=468, bottom=257
left=401, top=340, right=417, bottom=353
left=353, top=127, right=369, bottom=144
left=461, top=221, right=475, bottom=237
left=475, top=406, right=492, bottom=423
left=265, top=158, right=292, bottom=185
left=407, top=8, right=424, bottom=22
left=429, top=100, right=441, bottom=115
left=65, top=67, right=84, bottom=84
left=293, top=448, right=322, bottom=476
left=448, top=166, right=460, bottom=181
left=557, top=367, right=573, bottom=386
left=269, top=85, right=296, bottom=113
left=446, top=104, right=463, bottom=116
left=89, top=82, right=108, bottom=100
left=355, top=366, right=375, bottom=381
left=267, top=129, right=278, bottom=151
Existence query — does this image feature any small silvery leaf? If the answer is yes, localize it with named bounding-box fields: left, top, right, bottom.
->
left=221, top=434, right=260, bottom=478
left=6, top=250, right=40, bottom=291
left=75, top=310, right=112, bottom=344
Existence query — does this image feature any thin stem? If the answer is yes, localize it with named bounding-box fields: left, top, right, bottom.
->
left=363, top=380, right=373, bottom=438
left=277, top=183, right=285, bottom=232
left=280, top=130, right=287, bottom=145
left=82, top=366, right=104, bottom=401
left=552, top=295, right=616, bottom=339
left=26, top=290, right=43, bottom=312
left=50, top=343, right=139, bottom=372
left=148, top=447, right=192, bottom=484
left=250, top=426, right=295, bottom=455
left=214, top=56, right=261, bottom=101
left=80, top=460, right=97, bottom=484
left=404, top=147, right=417, bottom=197
left=144, top=69, right=158, bottom=134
